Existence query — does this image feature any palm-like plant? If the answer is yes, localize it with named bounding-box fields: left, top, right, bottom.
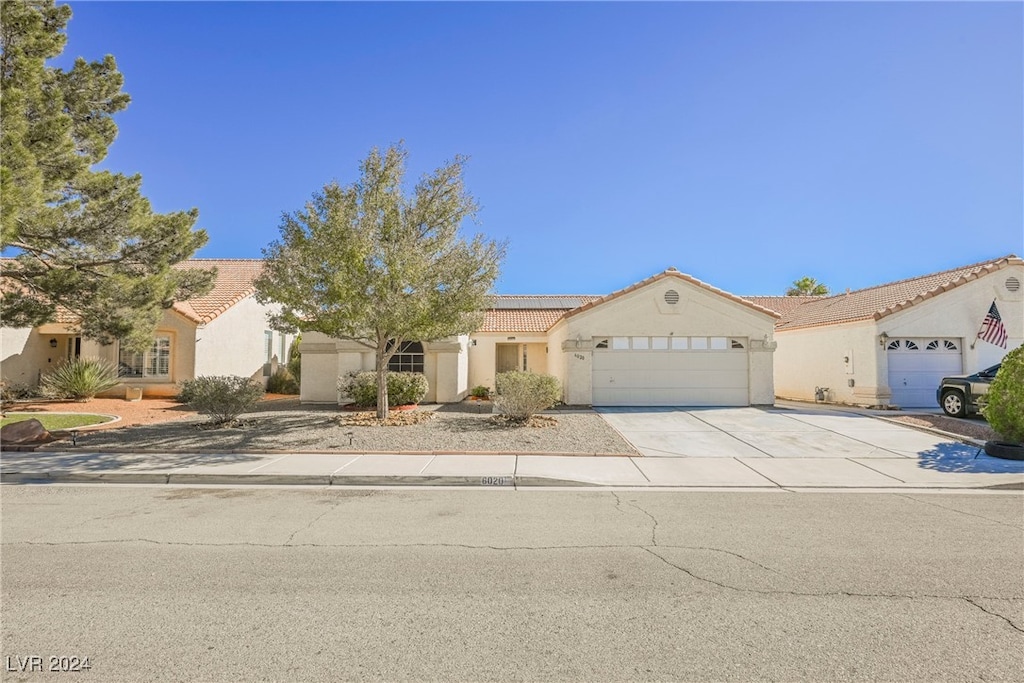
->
left=40, top=358, right=121, bottom=401
left=786, top=277, right=830, bottom=296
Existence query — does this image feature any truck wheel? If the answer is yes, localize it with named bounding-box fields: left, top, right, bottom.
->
left=941, top=390, right=967, bottom=418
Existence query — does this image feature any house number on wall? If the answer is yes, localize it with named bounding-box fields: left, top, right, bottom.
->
left=574, top=353, right=585, bottom=361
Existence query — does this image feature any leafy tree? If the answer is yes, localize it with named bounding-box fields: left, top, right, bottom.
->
left=982, top=346, right=1024, bottom=444
left=786, top=276, right=829, bottom=296
left=256, top=143, right=506, bottom=418
left=1, top=0, right=213, bottom=349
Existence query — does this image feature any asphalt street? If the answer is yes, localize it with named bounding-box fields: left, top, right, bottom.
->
left=2, top=486, right=1022, bottom=682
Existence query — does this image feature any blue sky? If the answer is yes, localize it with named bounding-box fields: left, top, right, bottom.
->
left=59, top=1, right=1022, bottom=296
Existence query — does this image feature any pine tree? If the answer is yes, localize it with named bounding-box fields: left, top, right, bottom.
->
left=1, top=0, right=213, bottom=349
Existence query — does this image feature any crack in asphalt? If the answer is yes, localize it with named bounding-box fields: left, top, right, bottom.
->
left=8, top=536, right=1023, bottom=631
left=640, top=546, right=1022, bottom=608
left=894, top=494, right=1024, bottom=531
left=620, top=495, right=786, bottom=576
left=283, top=499, right=346, bottom=546
left=964, top=597, right=1024, bottom=634
left=621, top=497, right=659, bottom=546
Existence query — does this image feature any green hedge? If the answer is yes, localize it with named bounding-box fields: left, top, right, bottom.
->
left=338, top=371, right=428, bottom=408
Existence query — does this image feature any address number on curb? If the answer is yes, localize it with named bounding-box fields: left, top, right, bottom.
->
left=480, top=476, right=511, bottom=486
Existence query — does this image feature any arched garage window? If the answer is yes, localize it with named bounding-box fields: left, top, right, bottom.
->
left=387, top=341, right=424, bottom=373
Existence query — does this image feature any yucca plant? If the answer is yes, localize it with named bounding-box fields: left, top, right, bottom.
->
left=40, top=357, right=121, bottom=402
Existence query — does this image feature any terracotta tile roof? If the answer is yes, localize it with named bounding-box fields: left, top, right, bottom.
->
left=741, top=295, right=824, bottom=318
left=1, top=258, right=264, bottom=327
left=170, top=259, right=265, bottom=324
left=775, top=255, right=1023, bottom=331
left=561, top=268, right=781, bottom=322
left=480, top=295, right=600, bottom=332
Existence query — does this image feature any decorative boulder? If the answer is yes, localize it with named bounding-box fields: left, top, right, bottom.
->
left=0, top=418, right=52, bottom=445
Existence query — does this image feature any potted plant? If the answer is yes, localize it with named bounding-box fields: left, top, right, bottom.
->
left=981, top=346, right=1024, bottom=460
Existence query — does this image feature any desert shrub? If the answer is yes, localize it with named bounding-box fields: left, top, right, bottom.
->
left=266, top=368, right=300, bottom=394
left=287, top=335, right=301, bottom=381
left=493, top=371, right=560, bottom=422
left=1, top=380, right=39, bottom=403
left=982, top=346, right=1024, bottom=443
left=178, top=375, right=264, bottom=424
left=470, top=385, right=491, bottom=399
left=337, top=371, right=428, bottom=408
left=39, top=358, right=120, bottom=401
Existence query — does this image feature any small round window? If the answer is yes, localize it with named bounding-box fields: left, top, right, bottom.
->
left=664, top=289, right=680, bottom=305
left=1006, top=276, right=1021, bottom=292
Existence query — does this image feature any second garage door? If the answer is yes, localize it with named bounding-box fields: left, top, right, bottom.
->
left=886, top=337, right=962, bottom=408
left=592, top=336, right=749, bottom=406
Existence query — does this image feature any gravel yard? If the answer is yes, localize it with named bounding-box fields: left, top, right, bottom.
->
left=884, top=413, right=999, bottom=442
left=68, top=401, right=638, bottom=455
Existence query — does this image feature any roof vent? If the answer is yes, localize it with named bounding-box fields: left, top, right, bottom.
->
left=664, top=289, right=680, bottom=305
left=1006, top=276, right=1021, bottom=292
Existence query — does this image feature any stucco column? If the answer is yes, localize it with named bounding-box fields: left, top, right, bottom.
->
left=561, top=338, right=593, bottom=406
left=748, top=337, right=777, bottom=406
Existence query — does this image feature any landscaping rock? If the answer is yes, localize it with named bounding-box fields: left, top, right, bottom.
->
left=1, top=418, right=53, bottom=445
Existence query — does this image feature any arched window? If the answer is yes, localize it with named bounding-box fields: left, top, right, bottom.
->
left=387, top=341, right=424, bottom=373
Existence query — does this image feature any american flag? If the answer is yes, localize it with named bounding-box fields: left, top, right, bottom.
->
left=977, top=301, right=1008, bottom=349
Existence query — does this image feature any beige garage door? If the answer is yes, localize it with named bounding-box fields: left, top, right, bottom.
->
left=592, top=336, right=749, bottom=406
left=886, top=338, right=962, bottom=408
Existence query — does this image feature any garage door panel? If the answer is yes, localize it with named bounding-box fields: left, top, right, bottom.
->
left=592, top=350, right=749, bottom=406
left=886, top=338, right=962, bottom=408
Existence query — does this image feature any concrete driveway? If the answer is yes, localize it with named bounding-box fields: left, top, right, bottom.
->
left=596, top=406, right=973, bottom=459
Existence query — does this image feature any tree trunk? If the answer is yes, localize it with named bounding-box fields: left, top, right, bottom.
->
left=375, top=349, right=389, bottom=420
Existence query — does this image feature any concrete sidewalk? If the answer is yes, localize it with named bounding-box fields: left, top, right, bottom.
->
left=2, top=448, right=1022, bottom=490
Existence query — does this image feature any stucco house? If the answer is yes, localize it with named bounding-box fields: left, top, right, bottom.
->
left=301, top=267, right=780, bottom=407
left=767, top=255, right=1023, bottom=408
left=0, top=259, right=295, bottom=397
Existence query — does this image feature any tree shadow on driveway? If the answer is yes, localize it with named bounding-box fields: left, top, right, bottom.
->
left=915, top=442, right=1024, bottom=474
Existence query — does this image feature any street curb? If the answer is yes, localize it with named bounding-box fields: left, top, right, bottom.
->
left=1, top=447, right=638, bottom=458
left=0, top=471, right=520, bottom=487
left=4, top=470, right=1022, bottom=491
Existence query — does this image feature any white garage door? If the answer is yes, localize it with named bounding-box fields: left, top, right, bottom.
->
left=886, top=338, right=962, bottom=408
left=592, top=336, right=749, bottom=406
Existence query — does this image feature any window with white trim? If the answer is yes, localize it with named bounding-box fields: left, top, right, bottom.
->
left=387, top=341, right=425, bottom=373
left=119, top=336, right=171, bottom=379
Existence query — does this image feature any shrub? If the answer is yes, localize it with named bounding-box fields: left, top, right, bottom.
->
left=39, top=358, right=120, bottom=401
left=470, top=385, right=491, bottom=399
left=266, top=368, right=300, bottom=394
left=287, top=335, right=301, bottom=382
left=178, top=375, right=264, bottom=424
left=982, top=346, right=1024, bottom=443
left=493, top=371, right=560, bottom=422
left=337, top=371, right=428, bottom=408
left=1, top=380, right=39, bottom=403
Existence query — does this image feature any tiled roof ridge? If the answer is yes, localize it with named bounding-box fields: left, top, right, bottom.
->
left=869, top=254, right=1021, bottom=321
left=776, top=254, right=1022, bottom=331
left=170, top=259, right=265, bottom=325
left=559, top=269, right=781, bottom=325
left=493, top=294, right=601, bottom=299
left=822, top=254, right=1019, bottom=300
